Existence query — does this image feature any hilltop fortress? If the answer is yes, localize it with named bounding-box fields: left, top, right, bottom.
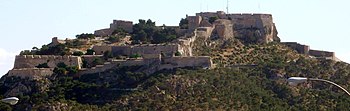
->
left=7, top=11, right=339, bottom=79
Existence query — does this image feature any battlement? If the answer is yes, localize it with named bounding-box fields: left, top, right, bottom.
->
left=14, top=55, right=82, bottom=69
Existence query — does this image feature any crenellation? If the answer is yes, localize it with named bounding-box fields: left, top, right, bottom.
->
left=13, top=55, right=82, bottom=69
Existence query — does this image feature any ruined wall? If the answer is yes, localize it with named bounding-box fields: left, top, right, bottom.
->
left=282, top=42, right=310, bottom=54
left=161, top=56, right=212, bottom=69
left=8, top=68, right=54, bottom=79
left=13, top=55, right=82, bottom=69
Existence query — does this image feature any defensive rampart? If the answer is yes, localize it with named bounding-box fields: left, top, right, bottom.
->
left=161, top=56, right=212, bottom=69
left=93, top=44, right=180, bottom=57
left=7, top=68, right=54, bottom=79
left=13, top=55, right=82, bottom=69
left=282, top=42, right=310, bottom=54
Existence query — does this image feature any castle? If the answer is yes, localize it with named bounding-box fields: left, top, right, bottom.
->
left=6, top=11, right=339, bottom=79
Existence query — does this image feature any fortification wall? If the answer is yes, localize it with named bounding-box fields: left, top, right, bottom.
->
left=196, top=27, right=213, bottom=40
left=309, top=50, right=335, bottom=57
left=111, top=46, right=132, bottom=56
left=94, top=28, right=114, bottom=37
left=13, top=55, right=82, bottom=69
left=196, top=11, right=227, bottom=19
left=93, top=45, right=112, bottom=55
left=282, top=42, right=310, bottom=54
left=110, top=20, right=133, bottom=33
left=82, top=55, right=104, bottom=65
left=8, top=68, right=54, bottom=79
left=131, top=44, right=179, bottom=57
left=161, top=56, right=212, bottom=69
left=78, top=59, right=146, bottom=75
left=213, top=19, right=234, bottom=39
left=187, top=16, right=202, bottom=30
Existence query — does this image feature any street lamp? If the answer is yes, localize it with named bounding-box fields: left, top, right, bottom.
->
left=1, top=97, right=19, bottom=105
left=287, top=77, right=350, bottom=96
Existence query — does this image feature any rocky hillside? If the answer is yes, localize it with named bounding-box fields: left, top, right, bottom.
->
left=1, top=11, right=350, bottom=110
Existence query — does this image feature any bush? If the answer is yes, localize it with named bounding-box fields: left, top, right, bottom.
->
left=73, top=51, right=84, bottom=56
left=85, top=49, right=95, bottom=55
left=175, top=51, right=181, bottom=56
left=92, top=58, right=104, bottom=66
left=129, top=54, right=141, bottom=58
left=76, top=33, right=95, bottom=39
left=107, top=36, right=121, bottom=43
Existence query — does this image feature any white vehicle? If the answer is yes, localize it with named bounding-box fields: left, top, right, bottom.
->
left=1, top=97, right=19, bottom=105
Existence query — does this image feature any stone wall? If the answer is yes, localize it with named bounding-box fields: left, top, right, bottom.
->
left=94, top=20, right=133, bottom=37
left=7, top=68, right=54, bottom=79
left=309, top=50, right=335, bottom=58
left=92, top=45, right=113, bottom=55
left=49, top=37, right=66, bottom=47
left=186, top=11, right=279, bottom=43
left=93, top=44, right=180, bottom=57
left=13, top=55, right=82, bottom=69
left=110, top=20, right=133, bottom=33
left=227, top=13, right=277, bottom=43
left=187, top=16, right=202, bottom=30
left=213, top=19, right=234, bottom=39
left=161, top=56, right=212, bottom=69
left=282, top=42, right=310, bottom=54
left=196, top=11, right=227, bottom=19
left=94, top=28, right=114, bottom=37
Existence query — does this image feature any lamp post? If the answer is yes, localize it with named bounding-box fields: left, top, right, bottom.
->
left=1, top=97, right=19, bottom=105
left=287, top=77, right=350, bottom=96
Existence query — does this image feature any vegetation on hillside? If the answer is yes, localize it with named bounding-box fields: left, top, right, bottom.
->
left=132, top=19, right=177, bottom=44
left=2, top=40, right=350, bottom=110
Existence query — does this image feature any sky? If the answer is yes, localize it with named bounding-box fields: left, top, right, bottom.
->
left=1, top=0, right=350, bottom=77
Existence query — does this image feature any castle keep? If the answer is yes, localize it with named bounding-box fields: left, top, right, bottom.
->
left=186, top=11, right=279, bottom=43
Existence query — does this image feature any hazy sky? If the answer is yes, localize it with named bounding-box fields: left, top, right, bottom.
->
left=1, top=0, right=350, bottom=77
